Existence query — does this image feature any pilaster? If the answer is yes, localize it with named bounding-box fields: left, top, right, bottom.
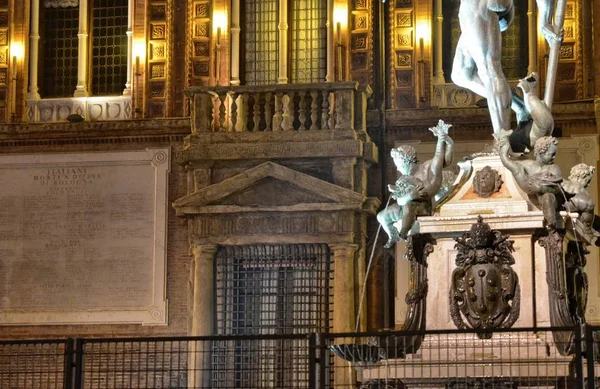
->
left=27, top=0, right=41, bottom=100
left=331, top=157, right=356, bottom=190
left=74, top=0, right=89, bottom=97
left=189, top=243, right=218, bottom=336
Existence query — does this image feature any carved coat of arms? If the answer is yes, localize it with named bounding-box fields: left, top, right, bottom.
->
left=449, top=216, right=520, bottom=337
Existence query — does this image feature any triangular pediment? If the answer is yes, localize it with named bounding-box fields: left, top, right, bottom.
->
left=173, top=162, right=365, bottom=215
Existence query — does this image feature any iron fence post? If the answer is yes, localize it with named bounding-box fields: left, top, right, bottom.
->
left=575, top=325, right=585, bottom=388
left=308, top=333, right=317, bottom=389
left=586, top=325, right=596, bottom=389
left=73, top=339, right=84, bottom=389
left=63, top=339, right=74, bottom=389
left=318, top=333, right=327, bottom=389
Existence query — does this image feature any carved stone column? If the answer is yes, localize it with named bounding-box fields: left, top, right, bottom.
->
left=277, top=0, right=288, bottom=84
left=74, top=0, right=89, bottom=97
left=330, top=243, right=358, bottom=388
left=188, top=244, right=218, bottom=388
left=325, top=0, right=334, bottom=82
left=331, top=243, right=357, bottom=332
left=189, top=244, right=218, bottom=335
left=331, top=158, right=356, bottom=190
left=230, top=0, right=241, bottom=86
left=27, top=0, right=41, bottom=100
left=124, top=0, right=134, bottom=95
left=432, top=0, right=444, bottom=84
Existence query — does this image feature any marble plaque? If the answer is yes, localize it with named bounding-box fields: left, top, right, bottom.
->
left=0, top=149, right=169, bottom=325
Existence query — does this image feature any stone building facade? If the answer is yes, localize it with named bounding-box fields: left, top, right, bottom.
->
left=0, top=0, right=600, bottom=343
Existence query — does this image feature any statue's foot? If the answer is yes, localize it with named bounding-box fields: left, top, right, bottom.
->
left=398, top=230, right=409, bottom=241
left=384, top=239, right=396, bottom=249
left=542, top=25, right=563, bottom=45
left=517, top=72, right=539, bottom=94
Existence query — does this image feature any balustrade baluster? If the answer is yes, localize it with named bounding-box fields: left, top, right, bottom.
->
left=241, top=93, right=249, bottom=132
left=264, top=92, right=273, bottom=131
left=282, top=93, right=292, bottom=131
left=230, top=92, right=238, bottom=132
left=218, top=94, right=227, bottom=131
left=321, top=90, right=330, bottom=130
left=298, top=91, right=307, bottom=130
left=253, top=92, right=261, bottom=131
left=328, top=92, right=334, bottom=130
left=273, top=92, right=283, bottom=131
left=310, top=91, right=318, bottom=130
left=210, top=94, right=218, bottom=131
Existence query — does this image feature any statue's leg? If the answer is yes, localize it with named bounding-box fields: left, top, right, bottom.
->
left=377, top=204, right=402, bottom=248
left=451, top=38, right=488, bottom=99
left=540, top=192, right=558, bottom=229
left=536, top=0, right=555, bottom=34
left=398, top=202, right=419, bottom=240
left=452, top=27, right=524, bottom=126
left=469, top=12, right=511, bottom=134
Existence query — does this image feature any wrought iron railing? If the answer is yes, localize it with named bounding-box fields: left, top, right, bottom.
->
left=186, top=82, right=371, bottom=133
left=0, top=339, right=71, bottom=389
left=2, top=326, right=600, bottom=388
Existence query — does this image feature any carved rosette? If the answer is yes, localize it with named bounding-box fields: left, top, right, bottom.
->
left=449, top=216, right=520, bottom=338
left=473, top=166, right=502, bottom=198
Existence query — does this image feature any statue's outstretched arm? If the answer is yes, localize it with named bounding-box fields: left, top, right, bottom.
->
left=496, top=130, right=526, bottom=179
left=444, top=136, right=455, bottom=168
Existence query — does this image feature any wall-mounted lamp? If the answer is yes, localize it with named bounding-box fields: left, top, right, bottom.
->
left=132, top=42, right=146, bottom=118
left=213, top=10, right=228, bottom=85
left=333, top=6, right=348, bottom=82
left=416, top=22, right=430, bottom=103
left=10, top=43, right=24, bottom=122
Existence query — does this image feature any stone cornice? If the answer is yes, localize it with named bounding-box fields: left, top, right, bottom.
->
left=0, top=118, right=191, bottom=147
left=177, top=139, right=378, bottom=164
left=366, top=100, right=598, bottom=128
left=0, top=118, right=190, bottom=136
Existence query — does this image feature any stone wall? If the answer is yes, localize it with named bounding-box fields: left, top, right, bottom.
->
left=0, top=119, right=191, bottom=338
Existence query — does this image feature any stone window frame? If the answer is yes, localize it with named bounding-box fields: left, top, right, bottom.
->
left=25, top=0, right=136, bottom=122
left=229, top=0, right=336, bottom=86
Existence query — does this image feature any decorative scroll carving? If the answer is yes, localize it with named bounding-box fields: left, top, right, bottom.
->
left=565, top=241, right=588, bottom=322
left=537, top=230, right=588, bottom=356
left=473, top=166, right=502, bottom=198
left=450, top=216, right=519, bottom=338
left=397, top=234, right=433, bottom=353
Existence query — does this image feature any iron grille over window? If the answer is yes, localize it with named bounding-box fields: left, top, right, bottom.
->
left=38, top=0, right=129, bottom=98
left=215, top=244, right=332, bottom=335
left=441, top=0, right=529, bottom=83
left=213, top=244, right=331, bottom=388
left=91, top=0, right=128, bottom=96
left=242, top=0, right=279, bottom=85
left=40, top=5, right=79, bottom=98
left=290, top=0, right=327, bottom=83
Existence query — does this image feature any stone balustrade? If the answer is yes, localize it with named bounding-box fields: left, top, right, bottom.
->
left=187, top=82, right=371, bottom=134
left=26, top=95, right=133, bottom=123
